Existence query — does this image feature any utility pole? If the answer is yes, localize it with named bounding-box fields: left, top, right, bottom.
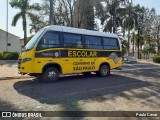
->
left=6, top=0, right=8, bottom=52
left=49, top=0, right=54, bottom=25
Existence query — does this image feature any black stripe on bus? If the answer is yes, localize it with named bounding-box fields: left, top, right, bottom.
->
left=35, top=50, right=122, bottom=58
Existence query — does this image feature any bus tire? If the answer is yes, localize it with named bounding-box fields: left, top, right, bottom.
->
left=98, top=64, right=110, bottom=77
left=43, top=67, right=59, bottom=83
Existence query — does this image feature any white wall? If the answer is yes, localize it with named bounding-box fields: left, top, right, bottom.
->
left=0, top=30, right=21, bottom=52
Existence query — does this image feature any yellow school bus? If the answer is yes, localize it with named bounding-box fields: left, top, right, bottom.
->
left=18, top=25, right=122, bottom=82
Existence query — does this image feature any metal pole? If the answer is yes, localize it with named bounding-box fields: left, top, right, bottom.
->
left=6, top=0, right=8, bottom=52
left=49, top=0, right=53, bottom=25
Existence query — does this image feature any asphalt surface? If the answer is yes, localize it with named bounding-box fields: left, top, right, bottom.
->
left=12, top=69, right=159, bottom=104
left=0, top=61, right=160, bottom=119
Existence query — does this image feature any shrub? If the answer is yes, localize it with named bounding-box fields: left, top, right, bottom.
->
left=153, top=56, right=160, bottom=63
left=122, top=48, right=127, bottom=56
left=0, top=51, right=3, bottom=60
left=3, top=52, right=19, bottom=60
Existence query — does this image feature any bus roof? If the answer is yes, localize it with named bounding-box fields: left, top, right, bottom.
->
left=44, top=25, right=119, bottom=38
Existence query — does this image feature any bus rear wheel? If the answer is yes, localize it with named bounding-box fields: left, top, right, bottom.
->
left=98, top=64, right=110, bottom=77
left=43, top=67, right=59, bottom=83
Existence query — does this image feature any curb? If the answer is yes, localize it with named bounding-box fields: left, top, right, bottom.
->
left=0, top=76, right=33, bottom=81
left=138, top=61, right=160, bottom=66
left=0, top=60, right=18, bottom=63
left=0, top=60, right=18, bottom=66
left=0, top=60, right=18, bottom=62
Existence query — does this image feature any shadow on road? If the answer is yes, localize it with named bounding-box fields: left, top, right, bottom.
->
left=0, top=100, right=16, bottom=111
left=13, top=74, right=152, bottom=106
left=0, top=100, right=22, bottom=120
left=123, top=69, right=160, bottom=79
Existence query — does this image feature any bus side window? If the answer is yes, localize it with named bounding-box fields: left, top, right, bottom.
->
left=64, top=33, right=82, bottom=48
left=37, top=31, right=60, bottom=50
left=103, top=37, right=119, bottom=50
left=84, top=36, right=103, bottom=49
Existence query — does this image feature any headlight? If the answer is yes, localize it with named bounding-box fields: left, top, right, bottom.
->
left=22, top=58, right=32, bottom=63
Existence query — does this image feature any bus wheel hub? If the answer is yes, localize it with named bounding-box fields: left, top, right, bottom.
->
left=48, top=71, right=56, bottom=79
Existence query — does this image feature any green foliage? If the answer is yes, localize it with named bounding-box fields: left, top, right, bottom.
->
left=122, top=48, right=127, bottom=56
left=0, top=51, right=3, bottom=60
left=142, top=44, right=156, bottom=54
left=0, top=52, right=19, bottom=60
left=10, top=0, right=41, bottom=45
left=153, top=56, right=160, bottom=63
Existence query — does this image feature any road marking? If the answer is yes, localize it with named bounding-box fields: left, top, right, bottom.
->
left=65, top=82, right=141, bottom=96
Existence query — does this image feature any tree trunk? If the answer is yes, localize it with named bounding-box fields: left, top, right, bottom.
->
left=113, top=12, right=116, bottom=33
left=23, top=15, right=27, bottom=46
left=123, top=26, right=125, bottom=39
left=127, top=28, right=130, bottom=56
left=49, top=0, right=54, bottom=25
left=137, top=28, right=140, bottom=59
left=70, top=10, right=73, bottom=27
left=158, top=40, right=160, bottom=55
left=158, top=26, right=160, bottom=55
left=132, top=33, right=134, bottom=57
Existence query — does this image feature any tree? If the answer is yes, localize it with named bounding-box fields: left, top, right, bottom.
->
left=29, top=15, right=48, bottom=33
left=56, top=0, right=76, bottom=26
left=95, top=0, right=125, bottom=33
left=74, top=0, right=94, bottom=30
left=10, top=0, right=41, bottom=45
left=73, top=0, right=84, bottom=27
left=40, top=0, right=76, bottom=27
left=133, top=5, right=146, bottom=58
left=121, top=1, right=138, bottom=55
left=152, top=15, right=160, bottom=55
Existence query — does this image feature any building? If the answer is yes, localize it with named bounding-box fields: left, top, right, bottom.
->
left=0, top=29, right=22, bottom=52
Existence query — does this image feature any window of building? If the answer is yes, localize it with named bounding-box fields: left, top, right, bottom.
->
left=85, top=36, right=103, bottom=49
left=37, top=31, right=60, bottom=50
left=64, top=33, right=82, bottom=48
left=103, top=37, right=119, bottom=50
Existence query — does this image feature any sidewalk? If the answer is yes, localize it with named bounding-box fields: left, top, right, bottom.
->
left=138, top=59, right=160, bottom=66
left=113, top=60, right=160, bottom=72
left=0, top=61, right=32, bottom=80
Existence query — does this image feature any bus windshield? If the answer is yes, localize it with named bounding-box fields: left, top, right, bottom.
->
left=24, top=29, right=45, bottom=51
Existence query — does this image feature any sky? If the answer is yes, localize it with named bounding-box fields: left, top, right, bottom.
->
left=0, top=0, right=160, bottom=38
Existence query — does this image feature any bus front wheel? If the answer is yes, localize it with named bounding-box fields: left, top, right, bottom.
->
left=98, top=64, right=110, bottom=77
left=43, top=67, right=59, bottom=82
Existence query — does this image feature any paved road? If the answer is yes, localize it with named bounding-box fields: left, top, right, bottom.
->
left=0, top=60, right=160, bottom=79
left=117, top=61, right=160, bottom=71
left=11, top=69, right=159, bottom=104
left=0, top=68, right=159, bottom=105
left=0, top=61, right=160, bottom=119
